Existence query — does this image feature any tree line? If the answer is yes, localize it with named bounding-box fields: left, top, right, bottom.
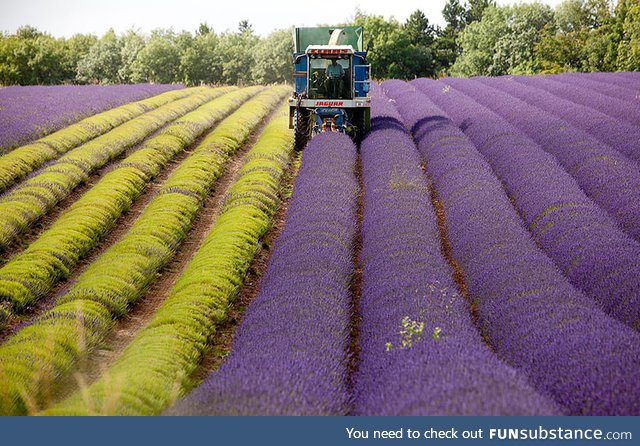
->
left=450, top=0, right=640, bottom=76
left=0, top=21, right=290, bottom=85
left=1, top=0, right=638, bottom=86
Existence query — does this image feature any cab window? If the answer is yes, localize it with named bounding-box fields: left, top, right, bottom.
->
left=308, top=57, right=351, bottom=99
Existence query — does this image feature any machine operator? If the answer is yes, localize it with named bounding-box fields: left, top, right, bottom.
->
left=325, top=59, right=344, bottom=98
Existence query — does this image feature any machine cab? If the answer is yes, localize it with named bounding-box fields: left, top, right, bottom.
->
left=292, top=27, right=370, bottom=100
left=307, top=45, right=353, bottom=99
left=289, top=26, right=371, bottom=149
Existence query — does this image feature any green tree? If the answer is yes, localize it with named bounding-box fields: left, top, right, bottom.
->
left=535, top=0, right=618, bottom=73
left=76, top=29, right=123, bottom=84
left=180, top=31, right=223, bottom=85
left=217, top=21, right=258, bottom=85
left=466, top=0, right=496, bottom=23
left=452, top=3, right=554, bottom=76
left=436, top=0, right=465, bottom=74
left=615, top=0, right=640, bottom=70
left=61, top=33, right=97, bottom=81
left=535, top=24, right=585, bottom=72
left=436, top=0, right=494, bottom=74
left=197, top=22, right=213, bottom=36
left=555, top=0, right=592, bottom=32
left=353, top=12, right=414, bottom=79
left=118, top=30, right=145, bottom=83
left=402, top=10, right=437, bottom=78
left=131, top=29, right=180, bottom=83
left=251, top=28, right=292, bottom=85
left=450, top=7, right=507, bottom=76
left=443, top=0, right=468, bottom=32
left=0, top=26, right=66, bottom=85
left=238, top=20, right=253, bottom=34
left=0, top=34, right=20, bottom=84
left=404, top=10, right=436, bottom=47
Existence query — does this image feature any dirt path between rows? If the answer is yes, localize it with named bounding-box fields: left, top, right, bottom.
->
left=346, top=153, right=364, bottom=414
left=424, top=165, right=493, bottom=351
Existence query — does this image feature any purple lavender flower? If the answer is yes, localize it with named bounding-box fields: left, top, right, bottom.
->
left=471, top=75, right=640, bottom=166
left=411, top=77, right=640, bottom=331
left=551, top=73, right=640, bottom=111
left=576, top=71, right=640, bottom=90
left=352, top=87, right=560, bottom=415
left=442, top=76, right=640, bottom=242
left=384, top=79, right=640, bottom=415
left=508, top=74, right=640, bottom=129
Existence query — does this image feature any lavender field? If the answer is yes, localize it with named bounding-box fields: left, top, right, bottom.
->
left=0, top=73, right=639, bottom=416
left=0, top=84, right=184, bottom=153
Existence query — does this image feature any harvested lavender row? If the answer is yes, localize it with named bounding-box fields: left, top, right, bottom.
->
left=384, top=79, right=640, bottom=415
left=0, top=84, right=183, bottom=152
left=474, top=76, right=640, bottom=166
left=510, top=75, right=640, bottom=127
left=168, top=132, right=358, bottom=415
left=352, top=89, right=559, bottom=415
left=445, top=77, right=640, bottom=242
left=413, top=78, right=640, bottom=331
left=552, top=73, right=640, bottom=107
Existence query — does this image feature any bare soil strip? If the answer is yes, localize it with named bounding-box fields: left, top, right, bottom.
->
left=429, top=177, right=471, bottom=302
left=346, top=153, right=364, bottom=414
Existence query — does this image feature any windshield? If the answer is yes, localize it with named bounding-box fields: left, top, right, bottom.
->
left=308, top=57, right=351, bottom=99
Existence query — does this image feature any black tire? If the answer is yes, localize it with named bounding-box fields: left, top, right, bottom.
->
left=294, top=109, right=310, bottom=151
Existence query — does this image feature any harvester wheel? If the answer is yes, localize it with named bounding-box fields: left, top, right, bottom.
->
left=354, top=109, right=367, bottom=145
left=294, top=109, right=310, bottom=151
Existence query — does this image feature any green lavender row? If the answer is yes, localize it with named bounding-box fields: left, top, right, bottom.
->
left=0, top=87, right=284, bottom=415
left=0, top=86, right=233, bottom=252
left=0, top=87, right=200, bottom=194
left=0, top=87, right=259, bottom=322
left=44, top=101, right=294, bottom=415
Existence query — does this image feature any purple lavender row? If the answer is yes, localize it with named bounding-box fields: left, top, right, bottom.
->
left=412, top=78, right=640, bottom=330
left=0, top=84, right=183, bottom=152
left=444, top=77, right=640, bottom=242
left=617, top=72, right=640, bottom=83
left=383, top=79, right=640, bottom=415
left=167, top=132, right=358, bottom=415
left=509, top=75, right=640, bottom=127
left=474, top=76, right=640, bottom=166
left=550, top=73, right=640, bottom=108
left=352, top=87, right=559, bottom=415
left=584, top=71, right=640, bottom=90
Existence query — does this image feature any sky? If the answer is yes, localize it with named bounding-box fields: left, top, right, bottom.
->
left=1, top=0, right=568, bottom=38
